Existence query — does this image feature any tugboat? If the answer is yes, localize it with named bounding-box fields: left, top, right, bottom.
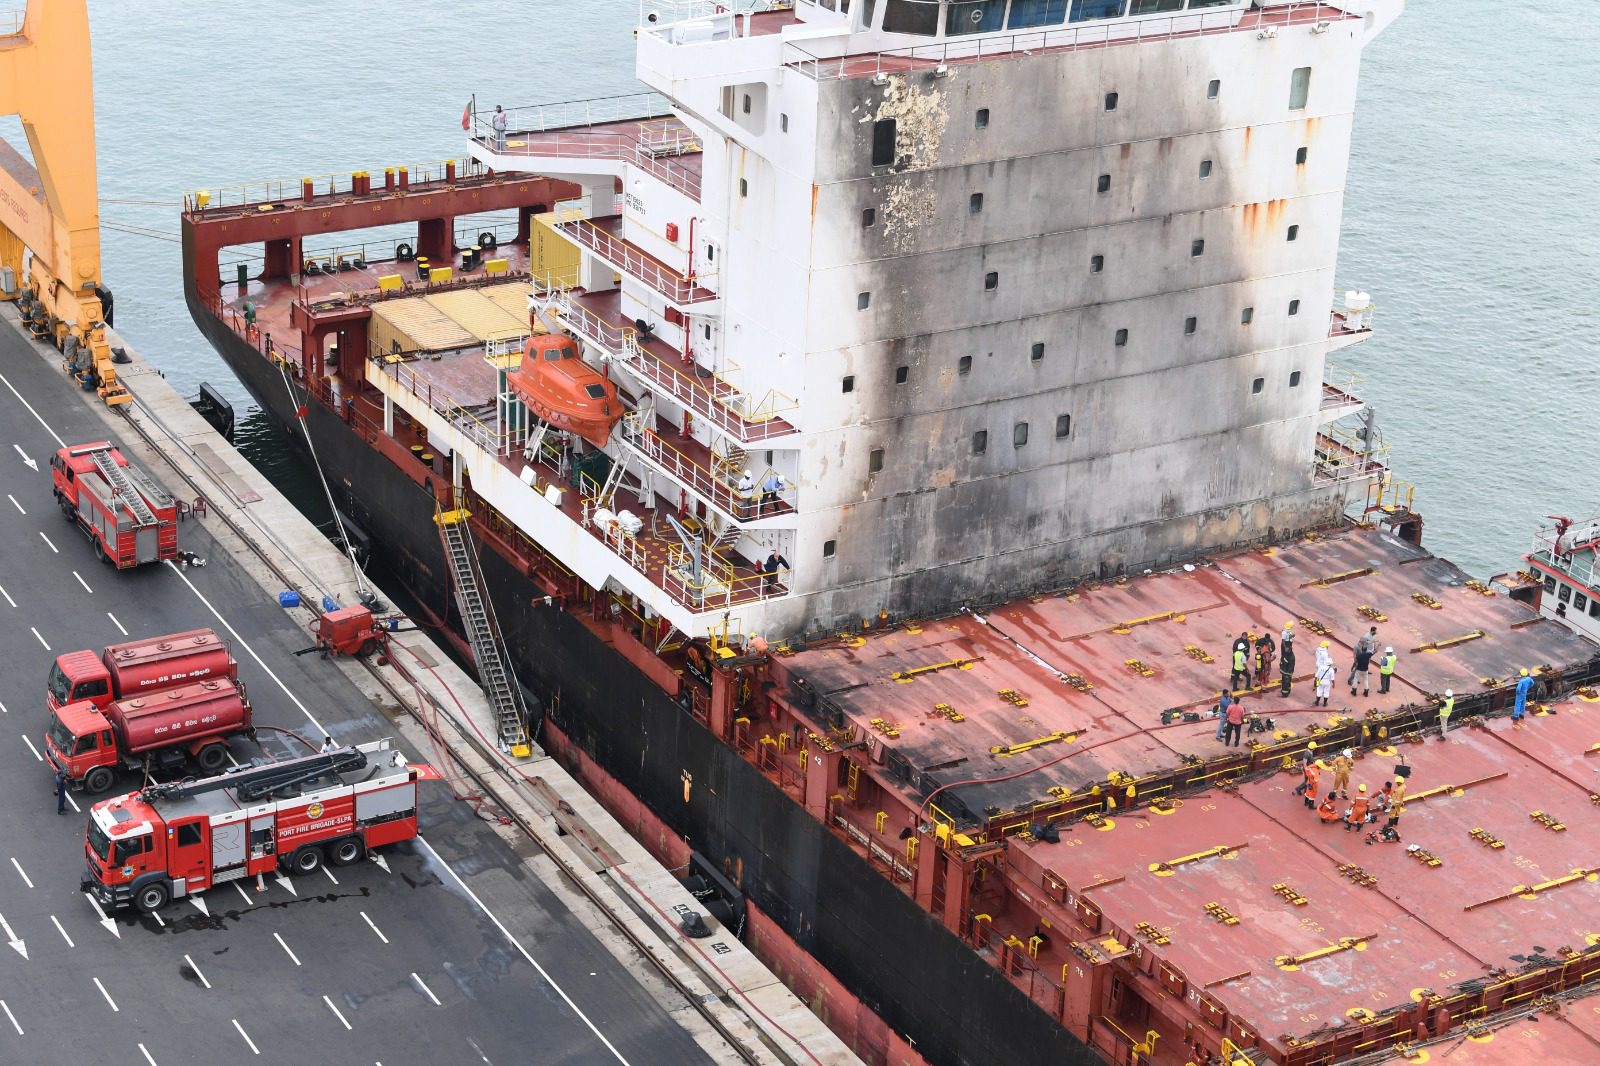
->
left=1495, top=515, right=1600, bottom=643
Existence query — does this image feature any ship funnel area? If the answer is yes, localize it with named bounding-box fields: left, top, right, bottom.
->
left=0, top=0, right=128, bottom=405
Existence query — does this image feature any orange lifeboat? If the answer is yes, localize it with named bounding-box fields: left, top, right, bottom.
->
left=508, top=334, right=623, bottom=447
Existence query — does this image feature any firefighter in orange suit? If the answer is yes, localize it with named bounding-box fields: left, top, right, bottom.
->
left=1295, top=760, right=1322, bottom=810
left=1331, top=749, right=1354, bottom=799
left=1318, top=792, right=1340, bottom=824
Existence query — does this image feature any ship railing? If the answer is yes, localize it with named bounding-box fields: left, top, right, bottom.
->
left=187, top=157, right=485, bottom=212
left=472, top=92, right=674, bottom=138
left=1319, top=360, right=1364, bottom=412
left=1313, top=426, right=1388, bottom=484
left=662, top=544, right=782, bottom=611
left=784, top=5, right=1251, bottom=79
left=970, top=919, right=1063, bottom=1017
left=480, top=129, right=703, bottom=200
left=1364, top=479, right=1415, bottom=518
left=621, top=412, right=797, bottom=522
left=199, top=285, right=304, bottom=363
left=1531, top=528, right=1600, bottom=586
left=584, top=508, right=651, bottom=574
left=558, top=217, right=718, bottom=305
left=218, top=222, right=526, bottom=288
left=638, top=0, right=775, bottom=30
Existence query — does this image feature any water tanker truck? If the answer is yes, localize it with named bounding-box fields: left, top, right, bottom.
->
left=47, top=627, right=236, bottom=713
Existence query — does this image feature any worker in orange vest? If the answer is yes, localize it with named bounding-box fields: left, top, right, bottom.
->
left=1376, top=781, right=1395, bottom=812
left=1317, top=791, right=1340, bottom=824
left=1295, top=760, right=1322, bottom=810
left=1344, top=784, right=1371, bottom=831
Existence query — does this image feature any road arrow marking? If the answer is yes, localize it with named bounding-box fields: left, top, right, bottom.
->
left=12, top=445, right=36, bottom=471
left=274, top=873, right=297, bottom=896
left=0, top=913, right=25, bottom=959
left=371, top=854, right=390, bottom=874
left=189, top=895, right=209, bottom=917
left=83, top=891, right=120, bottom=939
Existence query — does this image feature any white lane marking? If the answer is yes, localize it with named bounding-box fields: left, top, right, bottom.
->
left=360, top=911, right=388, bottom=944
left=73, top=570, right=92, bottom=593
left=234, top=882, right=253, bottom=907
left=410, top=972, right=442, bottom=1006
left=11, top=858, right=33, bottom=889
left=50, top=915, right=74, bottom=948
left=106, top=612, right=127, bottom=636
left=184, top=953, right=211, bottom=989
left=273, top=931, right=301, bottom=967
left=152, top=911, right=165, bottom=928
left=233, top=1019, right=260, bottom=1055
left=65, top=791, right=79, bottom=813
left=83, top=892, right=119, bottom=938
left=323, top=994, right=352, bottom=1030
left=0, top=372, right=66, bottom=447
left=0, top=912, right=25, bottom=958
left=7, top=494, right=23, bottom=514
left=0, top=999, right=20, bottom=1035
left=37, top=531, right=56, bottom=553
left=0, top=582, right=13, bottom=607
left=322, top=866, right=339, bottom=886
left=138, top=1044, right=158, bottom=1066
left=166, top=563, right=325, bottom=734
left=29, top=627, right=48, bottom=650
left=21, top=735, right=42, bottom=761
left=12, top=444, right=36, bottom=471
left=93, top=976, right=119, bottom=1012
left=419, top=837, right=632, bottom=1064
left=0, top=699, right=7, bottom=713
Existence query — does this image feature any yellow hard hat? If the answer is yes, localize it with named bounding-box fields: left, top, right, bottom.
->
left=1319, top=640, right=1330, bottom=648
left=1519, top=667, right=1529, bottom=676
left=1358, top=784, right=1367, bottom=792
left=1285, top=620, right=1295, bottom=628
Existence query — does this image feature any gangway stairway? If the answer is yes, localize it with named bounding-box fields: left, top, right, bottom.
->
left=435, top=505, right=533, bottom=755
left=89, top=444, right=158, bottom=526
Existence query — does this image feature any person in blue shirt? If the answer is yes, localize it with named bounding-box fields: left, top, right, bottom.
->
left=1512, top=668, right=1535, bottom=721
left=1214, top=690, right=1234, bottom=741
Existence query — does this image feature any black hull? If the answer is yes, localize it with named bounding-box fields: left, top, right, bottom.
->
left=184, top=289, right=1098, bottom=1066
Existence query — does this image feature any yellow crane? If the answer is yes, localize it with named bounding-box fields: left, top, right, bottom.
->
left=0, top=0, right=126, bottom=405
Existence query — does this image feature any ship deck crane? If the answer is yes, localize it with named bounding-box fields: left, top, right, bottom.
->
left=0, top=0, right=126, bottom=405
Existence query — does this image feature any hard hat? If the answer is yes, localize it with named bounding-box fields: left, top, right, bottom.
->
left=743, top=470, right=752, bottom=478
left=1444, top=688, right=1452, bottom=697
left=1285, top=620, right=1295, bottom=628
left=1342, top=748, right=1353, bottom=758
left=1520, top=667, right=1530, bottom=676
left=1306, top=741, right=1316, bottom=750
left=1385, top=646, right=1393, bottom=653
left=1358, top=784, right=1367, bottom=792
left=1319, top=640, right=1330, bottom=648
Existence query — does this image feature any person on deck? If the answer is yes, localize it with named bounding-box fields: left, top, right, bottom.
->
left=1214, top=690, right=1235, bottom=742
left=1439, top=689, right=1455, bottom=735
left=491, top=104, right=508, bottom=151
left=1224, top=698, right=1245, bottom=747
left=1513, top=668, right=1535, bottom=721
left=1278, top=638, right=1296, bottom=697
left=1330, top=749, right=1353, bottom=799
left=1230, top=636, right=1251, bottom=691
left=1254, top=630, right=1276, bottom=687
left=1378, top=647, right=1397, bottom=694
left=1344, top=784, right=1371, bottom=831
left=1318, top=791, right=1341, bottom=824
left=1314, top=654, right=1336, bottom=707
left=762, top=550, right=789, bottom=593
left=1294, top=759, right=1322, bottom=809
left=1349, top=626, right=1379, bottom=695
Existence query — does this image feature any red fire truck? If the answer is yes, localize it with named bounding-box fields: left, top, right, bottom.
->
left=51, top=441, right=178, bottom=568
left=47, top=678, right=255, bottom=794
left=47, top=628, right=236, bottom=713
left=82, top=739, right=435, bottom=913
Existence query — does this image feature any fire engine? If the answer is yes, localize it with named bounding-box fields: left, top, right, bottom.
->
left=51, top=441, right=178, bottom=568
left=81, top=739, right=435, bottom=913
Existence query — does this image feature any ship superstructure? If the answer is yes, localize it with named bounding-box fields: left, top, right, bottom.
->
left=176, top=1, right=1600, bottom=1064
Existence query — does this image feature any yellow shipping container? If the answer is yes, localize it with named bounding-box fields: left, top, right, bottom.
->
left=424, top=289, right=527, bottom=346
left=530, top=210, right=582, bottom=289
left=369, top=297, right=476, bottom=359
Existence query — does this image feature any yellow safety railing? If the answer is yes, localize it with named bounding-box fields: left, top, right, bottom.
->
left=187, top=157, right=484, bottom=212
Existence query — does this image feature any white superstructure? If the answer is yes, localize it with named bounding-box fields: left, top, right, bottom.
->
left=450, top=0, right=1403, bottom=642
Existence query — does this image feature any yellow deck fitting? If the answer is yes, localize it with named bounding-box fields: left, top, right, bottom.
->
left=1274, top=933, right=1375, bottom=970
left=1134, top=921, right=1171, bottom=946
left=1468, top=827, right=1506, bottom=850
left=1271, top=882, right=1309, bottom=906
left=1357, top=605, right=1388, bottom=622
left=1183, top=644, right=1214, bottom=663
left=998, top=688, right=1030, bottom=706
left=990, top=730, right=1074, bottom=757
left=890, top=656, right=982, bottom=682
left=1110, top=610, right=1179, bottom=635
left=867, top=717, right=900, bottom=738
left=1408, top=771, right=1507, bottom=803
left=1464, top=579, right=1496, bottom=596
left=1335, top=863, right=1378, bottom=887
left=1464, top=868, right=1599, bottom=911
left=1300, top=567, right=1375, bottom=589
left=1298, top=617, right=1332, bottom=637
left=1202, top=902, right=1240, bottom=926
left=931, top=702, right=965, bottom=722
left=433, top=507, right=472, bottom=526
left=1412, top=630, right=1486, bottom=653
left=1124, top=658, right=1156, bottom=678
left=1411, top=591, right=1444, bottom=610
left=1529, top=810, right=1567, bottom=832
left=1063, top=673, right=1094, bottom=693
left=1149, top=843, right=1246, bottom=874
left=1406, top=846, right=1443, bottom=867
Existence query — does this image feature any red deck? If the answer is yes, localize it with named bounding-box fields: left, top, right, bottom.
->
left=489, top=116, right=705, bottom=201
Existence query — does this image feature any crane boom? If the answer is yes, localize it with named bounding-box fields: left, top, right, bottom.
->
left=0, top=1, right=126, bottom=405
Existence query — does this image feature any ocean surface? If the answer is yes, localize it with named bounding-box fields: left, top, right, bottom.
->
left=70, top=0, right=1600, bottom=578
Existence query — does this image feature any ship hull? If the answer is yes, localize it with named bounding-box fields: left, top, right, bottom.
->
left=185, top=287, right=1098, bottom=1066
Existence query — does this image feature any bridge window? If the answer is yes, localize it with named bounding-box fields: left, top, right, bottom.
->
left=972, top=429, right=989, bottom=454
left=1289, top=299, right=1301, bottom=316
left=1290, top=371, right=1302, bottom=387
left=882, top=0, right=940, bottom=34
left=1207, top=79, right=1221, bottom=100
left=1558, top=583, right=1573, bottom=603
left=1575, top=591, right=1588, bottom=611
left=1289, top=67, right=1312, bottom=110
left=1129, top=0, right=1181, bottom=13
left=871, top=119, right=897, bottom=167
left=1590, top=598, right=1600, bottom=618
left=1252, top=377, right=1264, bottom=395
left=1070, top=0, right=1126, bottom=22
left=824, top=540, right=837, bottom=558
left=1056, top=414, right=1072, bottom=438
left=947, top=0, right=1007, bottom=35
left=869, top=448, right=884, bottom=473
left=1007, top=0, right=1067, bottom=29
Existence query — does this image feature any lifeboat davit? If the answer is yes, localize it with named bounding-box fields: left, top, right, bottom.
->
left=508, top=334, right=623, bottom=447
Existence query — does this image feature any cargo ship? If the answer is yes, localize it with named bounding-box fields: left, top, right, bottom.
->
left=180, top=2, right=1600, bottom=1063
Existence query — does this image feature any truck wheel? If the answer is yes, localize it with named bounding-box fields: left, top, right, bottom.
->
left=83, top=767, right=115, bottom=795
left=195, top=744, right=228, bottom=773
left=56, top=494, right=75, bottom=520
left=288, top=845, right=322, bottom=876
left=327, top=837, right=365, bottom=866
left=135, top=882, right=169, bottom=913
left=94, top=539, right=108, bottom=564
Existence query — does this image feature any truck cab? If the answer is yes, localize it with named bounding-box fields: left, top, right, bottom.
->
left=83, top=794, right=163, bottom=912
left=47, top=650, right=113, bottom=712
left=45, top=700, right=121, bottom=794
